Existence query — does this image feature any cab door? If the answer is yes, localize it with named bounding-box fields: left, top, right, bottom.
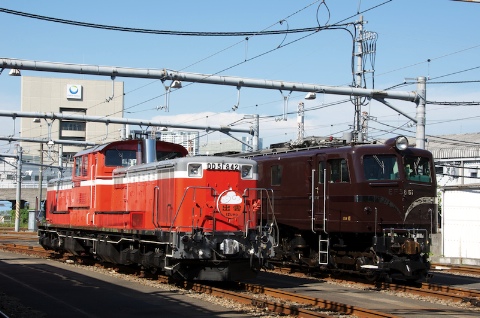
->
left=313, top=154, right=327, bottom=232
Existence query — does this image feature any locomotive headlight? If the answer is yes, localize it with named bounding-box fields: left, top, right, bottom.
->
left=188, top=163, right=203, bottom=177
left=395, top=136, right=409, bottom=151
left=241, top=165, right=253, bottom=179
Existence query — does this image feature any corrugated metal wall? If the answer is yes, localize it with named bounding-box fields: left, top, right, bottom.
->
left=431, top=147, right=480, bottom=159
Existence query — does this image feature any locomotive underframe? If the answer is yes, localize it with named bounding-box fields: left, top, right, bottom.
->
left=38, top=225, right=273, bottom=281
left=270, top=223, right=430, bottom=281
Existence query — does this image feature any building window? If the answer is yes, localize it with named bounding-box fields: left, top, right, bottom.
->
left=60, top=121, right=86, bottom=132
left=59, top=108, right=86, bottom=141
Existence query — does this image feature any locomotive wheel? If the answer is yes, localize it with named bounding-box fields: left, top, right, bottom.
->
left=365, top=270, right=379, bottom=282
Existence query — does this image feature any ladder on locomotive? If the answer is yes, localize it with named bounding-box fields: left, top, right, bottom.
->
left=311, top=168, right=329, bottom=265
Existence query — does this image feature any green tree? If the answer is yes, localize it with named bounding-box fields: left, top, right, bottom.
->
left=10, top=209, right=29, bottom=226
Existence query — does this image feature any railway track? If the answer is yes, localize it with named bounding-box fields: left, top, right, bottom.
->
left=273, top=261, right=480, bottom=304
left=375, top=281, right=480, bottom=307
left=1, top=237, right=479, bottom=317
left=432, top=263, right=480, bottom=277
left=0, top=242, right=53, bottom=258
left=0, top=239, right=397, bottom=317
left=154, top=274, right=398, bottom=317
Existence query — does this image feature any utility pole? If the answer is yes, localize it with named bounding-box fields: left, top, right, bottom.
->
left=297, top=102, right=305, bottom=141
left=37, top=143, right=43, bottom=219
left=253, top=114, right=259, bottom=151
left=416, top=76, right=427, bottom=149
left=242, top=114, right=259, bottom=151
left=14, top=146, right=22, bottom=232
left=354, top=15, right=364, bottom=142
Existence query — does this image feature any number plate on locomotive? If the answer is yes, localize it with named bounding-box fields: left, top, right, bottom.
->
left=206, top=163, right=240, bottom=171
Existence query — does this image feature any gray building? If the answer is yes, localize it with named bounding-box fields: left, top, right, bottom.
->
left=20, top=76, right=125, bottom=159
left=0, top=76, right=125, bottom=204
left=200, top=137, right=262, bottom=155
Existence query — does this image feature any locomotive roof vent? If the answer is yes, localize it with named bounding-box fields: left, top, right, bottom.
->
left=385, top=135, right=409, bottom=151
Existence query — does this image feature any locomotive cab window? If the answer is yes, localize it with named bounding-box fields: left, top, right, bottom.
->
left=271, top=164, right=283, bottom=186
left=105, top=149, right=137, bottom=167
left=363, top=155, right=399, bottom=180
left=318, top=162, right=325, bottom=184
left=329, top=159, right=349, bottom=183
left=74, top=156, right=82, bottom=177
left=404, top=156, right=432, bottom=183
left=157, top=151, right=184, bottom=161
left=74, top=155, right=88, bottom=177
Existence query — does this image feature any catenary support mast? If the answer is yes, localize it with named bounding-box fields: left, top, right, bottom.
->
left=416, top=76, right=426, bottom=149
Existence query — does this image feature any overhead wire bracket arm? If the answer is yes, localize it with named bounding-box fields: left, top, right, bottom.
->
left=221, top=131, right=253, bottom=150
left=374, top=98, right=417, bottom=123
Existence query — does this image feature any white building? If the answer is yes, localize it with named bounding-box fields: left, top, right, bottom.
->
left=427, top=133, right=480, bottom=265
left=158, top=130, right=200, bottom=155
left=437, top=185, right=480, bottom=265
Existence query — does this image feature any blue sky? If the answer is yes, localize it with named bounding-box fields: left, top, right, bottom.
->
left=0, top=0, right=479, bottom=153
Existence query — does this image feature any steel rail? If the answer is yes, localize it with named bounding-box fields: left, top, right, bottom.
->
left=431, top=263, right=480, bottom=276
left=376, top=281, right=480, bottom=307
left=242, top=283, right=399, bottom=318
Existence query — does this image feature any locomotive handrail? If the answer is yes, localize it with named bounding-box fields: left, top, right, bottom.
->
left=323, top=168, right=327, bottom=235
left=153, top=186, right=160, bottom=228
left=242, top=187, right=278, bottom=248
left=311, top=169, right=315, bottom=234
left=170, top=186, right=217, bottom=233
left=311, top=168, right=328, bottom=234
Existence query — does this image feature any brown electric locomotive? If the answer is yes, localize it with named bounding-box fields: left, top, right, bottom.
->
left=242, top=135, right=437, bottom=281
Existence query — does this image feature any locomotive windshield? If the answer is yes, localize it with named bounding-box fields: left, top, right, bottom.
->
left=404, top=155, right=432, bottom=183
left=157, top=151, right=185, bottom=161
left=363, top=155, right=399, bottom=180
left=105, top=149, right=185, bottom=167
left=105, top=149, right=137, bottom=167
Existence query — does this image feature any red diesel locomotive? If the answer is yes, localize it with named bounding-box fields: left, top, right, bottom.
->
left=38, top=138, right=276, bottom=281
left=242, top=136, right=437, bottom=281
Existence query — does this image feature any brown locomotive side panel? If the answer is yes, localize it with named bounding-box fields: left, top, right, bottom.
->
left=255, top=143, right=437, bottom=235
left=258, top=156, right=312, bottom=230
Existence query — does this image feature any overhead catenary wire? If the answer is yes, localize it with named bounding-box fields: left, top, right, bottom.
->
left=2, top=0, right=477, bottom=149
left=2, top=0, right=395, bottom=146
left=0, top=7, right=336, bottom=37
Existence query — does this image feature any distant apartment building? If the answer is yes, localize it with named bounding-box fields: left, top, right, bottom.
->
left=158, top=130, right=200, bottom=155
left=199, top=137, right=262, bottom=155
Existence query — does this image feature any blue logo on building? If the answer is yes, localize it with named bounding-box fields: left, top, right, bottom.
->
left=69, top=86, right=79, bottom=94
